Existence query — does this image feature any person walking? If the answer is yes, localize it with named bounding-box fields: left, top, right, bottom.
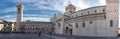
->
left=49, top=32, right=52, bottom=36
left=38, top=32, right=41, bottom=36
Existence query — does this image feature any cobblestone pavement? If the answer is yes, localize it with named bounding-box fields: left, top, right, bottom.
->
left=0, top=33, right=119, bottom=39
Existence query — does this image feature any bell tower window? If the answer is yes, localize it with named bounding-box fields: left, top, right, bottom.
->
left=18, top=8, right=21, bottom=10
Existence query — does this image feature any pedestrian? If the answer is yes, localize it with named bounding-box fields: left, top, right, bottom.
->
left=49, top=32, right=52, bottom=36
left=38, top=32, right=41, bottom=36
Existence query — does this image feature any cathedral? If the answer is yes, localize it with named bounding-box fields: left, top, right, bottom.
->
left=50, top=0, right=119, bottom=37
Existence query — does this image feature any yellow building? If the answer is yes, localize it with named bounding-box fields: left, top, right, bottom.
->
left=0, top=19, right=13, bottom=32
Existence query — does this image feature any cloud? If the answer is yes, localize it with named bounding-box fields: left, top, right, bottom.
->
left=23, top=14, right=50, bottom=18
left=70, top=0, right=90, bottom=10
left=23, top=14, right=50, bottom=22
left=0, top=15, right=16, bottom=22
left=0, top=14, right=50, bottom=22
left=1, top=15, right=16, bottom=18
left=23, top=17, right=50, bottom=22
left=11, top=0, right=106, bottom=12
left=98, top=0, right=106, bottom=5
left=1, top=0, right=107, bottom=22
left=12, top=0, right=55, bottom=11
left=0, top=7, right=16, bottom=13
left=5, top=0, right=107, bottom=13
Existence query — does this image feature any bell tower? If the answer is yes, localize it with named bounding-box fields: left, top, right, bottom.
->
left=106, top=0, right=119, bottom=37
left=65, top=3, right=76, bottom=15
left=16, top=3, right=23, bottom=32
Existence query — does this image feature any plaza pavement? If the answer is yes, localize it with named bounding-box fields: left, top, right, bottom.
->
left=0, top=33, right=54, bottom=39
left=49, top=34, right=118, bottom=39
left=0, top=33, right=119, bottom=39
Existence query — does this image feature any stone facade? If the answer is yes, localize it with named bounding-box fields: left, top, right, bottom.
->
left=16, top=3, right=23, bottom=32
left=51, top=0, right=119, bottom=37
left=22, top=21, right=55, bottom=34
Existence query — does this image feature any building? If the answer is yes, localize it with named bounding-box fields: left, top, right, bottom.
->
left=22, top=21, right=55, bottom=34
left=118, top=28, right=120, bottom=35
left=0, top=19, right=13, bottom=32
left=16, top=3, right=23, bottom=32
left=0, top=19, right=5, bottom=31
left=51, top=0, right=118, bottom=37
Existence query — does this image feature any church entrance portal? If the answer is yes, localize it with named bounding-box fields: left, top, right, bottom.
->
left=65, top=27, right=72, bottom=35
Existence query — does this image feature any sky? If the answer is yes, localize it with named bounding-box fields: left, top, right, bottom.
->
left=0, top=0, right=107, bottom=22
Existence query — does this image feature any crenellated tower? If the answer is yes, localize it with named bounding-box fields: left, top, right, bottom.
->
left=16, top=3, right=23, bottom=32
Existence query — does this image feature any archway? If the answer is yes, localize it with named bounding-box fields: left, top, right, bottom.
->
left=65, top=27, right=72, bottom=35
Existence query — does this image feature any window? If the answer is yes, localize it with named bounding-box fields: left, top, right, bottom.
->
left=115, top=9, right=116, bottom=12
left=95, top=10, right=97, bottom=13
left=90, top=21, right=92, bottom=24
left=76, top=15, right=77, bottom=16
left=81, top=13, right=83, bottom=15
left=88, top=11, right=89, bottom=14
left=82, top=22, right=85, bottom=28
left=103, top=9, right=105, bottom=12
left=104, top=15, right=106, bottom=19
left=110, top=20, right=113, bottom=27
left=71, top=16, right=73, bottom=18
left=58, top=23, right=61, bottom=27
left=76, top=23, right=78, bottom=28
left=18, top=8, right=21, bottom=10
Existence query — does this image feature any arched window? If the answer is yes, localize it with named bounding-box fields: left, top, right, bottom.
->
left=103, top=9, right=105, bottom=12
left=110, top=20, right=113, bottom=27
left=90, top=21, right=92, bottom=24
left=95, top=10, right=97, bottom=13
left=115, top=9, right=117, bottom=12
left=58, top=23, right=61, bottom=27
left=104, top=15, right=106, bottom=19
left=76, top=15, right=77, bottom=16
left=18, top=8, right=21, bottom=10
left=82, top=22, right=85, bottom=28
left=88, top=11, right=89, bottom=14
left=76, top=23, right=78, bottom=28
left=81, top=13, right=83, bottom=15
